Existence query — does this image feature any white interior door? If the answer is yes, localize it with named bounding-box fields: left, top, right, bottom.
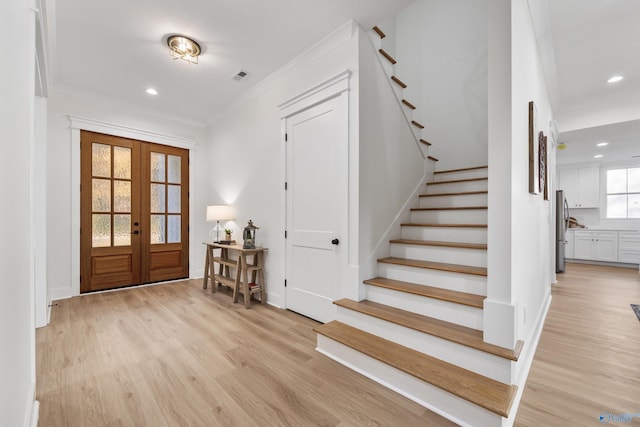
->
left=285, top=92, right=348, bottom=323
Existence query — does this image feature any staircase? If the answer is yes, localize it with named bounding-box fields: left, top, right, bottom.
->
left=315, top=166, right=524, bottom=426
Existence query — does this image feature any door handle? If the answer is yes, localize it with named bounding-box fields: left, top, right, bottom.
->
left=130, top=230, right=140, bottom=235
left=331, top=238, right=340, bottom=245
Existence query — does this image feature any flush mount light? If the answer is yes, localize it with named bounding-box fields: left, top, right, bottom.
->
left=167, top=35, right=201, bottom=65
left=607, top=75, right=623, bottom=83
left=596, top=142, right=609, bottom=147
left=594, top=154, right=603, bottom=158
left=146, top=88, right=158, bottom=95
left=557, top=142, right=567, bottom=150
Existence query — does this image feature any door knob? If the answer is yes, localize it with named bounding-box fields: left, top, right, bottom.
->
left=331, top=238, right=339, bottom=245
left=130, top=230, right=140, bottom=235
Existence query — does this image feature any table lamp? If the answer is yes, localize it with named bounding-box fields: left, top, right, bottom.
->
left=206, top=205, right=234, bottom=243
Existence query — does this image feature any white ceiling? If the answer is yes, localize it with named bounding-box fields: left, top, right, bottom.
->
left=547, top=0, right=640, bottom=165
left=47, top=0, right=414, bottom=126
left=47, top=0, right=640, bottom=156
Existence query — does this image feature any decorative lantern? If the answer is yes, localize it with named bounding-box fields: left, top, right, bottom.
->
left=242, top=220, right=259, bottom=249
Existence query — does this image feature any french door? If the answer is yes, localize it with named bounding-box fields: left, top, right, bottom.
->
left=80, top=131, right=189, bottom=293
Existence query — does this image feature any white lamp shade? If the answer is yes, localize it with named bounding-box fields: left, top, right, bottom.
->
left=206, top=205, right=234, bottom=222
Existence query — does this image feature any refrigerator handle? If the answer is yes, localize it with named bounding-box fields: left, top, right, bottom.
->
left=563, top=198, right=570, bottom=232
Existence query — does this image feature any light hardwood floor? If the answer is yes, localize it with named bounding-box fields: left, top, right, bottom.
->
left=36, top=282, right=455, bottom=426
left=515, top=263, right=640, bottom=426
left=37, top=262, right=640, bottom=426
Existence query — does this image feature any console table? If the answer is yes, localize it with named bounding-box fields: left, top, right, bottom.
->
left=202, top=242, right=267, bottom=308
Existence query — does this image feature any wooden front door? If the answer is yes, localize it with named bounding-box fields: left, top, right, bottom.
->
left=80, top=131, right=189, bottom=293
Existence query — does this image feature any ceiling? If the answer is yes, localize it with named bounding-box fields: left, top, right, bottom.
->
left=46, top=0, right=640, bottom=154
left=47, top=0, right=414, bottom=126
left=546, top=0, right=640, bottom=165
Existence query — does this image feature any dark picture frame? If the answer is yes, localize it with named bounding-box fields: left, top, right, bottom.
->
left=528, top=101, right=540, bottom=194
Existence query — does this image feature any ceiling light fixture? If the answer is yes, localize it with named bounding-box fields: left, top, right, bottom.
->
left=146, top=88, right=158, bottom=95
left=167, top=35, right=201, bottom=65
left=607, top=75, right=623, bottom=83
left=594, top=154, right=603, bottom=158
left=557, top=142, right=567, bottom=150
left=596, top=142, right=609, bottom=147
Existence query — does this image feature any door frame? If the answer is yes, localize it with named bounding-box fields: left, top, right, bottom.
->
left=279, top=70, right=351, bottom=313
left=68, top=116, right=196, bottom=297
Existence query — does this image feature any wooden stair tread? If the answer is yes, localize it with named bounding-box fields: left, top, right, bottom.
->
left=428, top=156, right=439, bottom=162
left=411, top=206, right=487, bottom=211
left=420, top=191, right=487, bottom=197
left=391, top=75, right=407, bottom=88
left=401, top=223, right=487, bottom=228
left=379, top=48, right=397, bottom=64
left=428, top=177, right=488, bottom=185
left=315, top=321, right=517, bottom=417
left=378, top=257, right=487, bottom=276
left=364, top=276, right=484, bottom=308
left=389, top=239, right=487, bottom=250
left=419, top=139, right=431, bottom=146
left=401, top=99, right=416, bottom=110
left=372, top=26, right=386, bottom=39
left=411, top=120, right=425, bottom=129
left=334, top=299, right=522, bottom=361
left=435, top=165, right=488, bottom=174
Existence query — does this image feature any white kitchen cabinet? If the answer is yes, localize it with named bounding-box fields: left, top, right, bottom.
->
left=618, top=231, right=640, bottom=264
left=557, top=167, right=599, bottom=208
left=565, top=229, right=574, bottom=258
left=573, top=230, right=618, bottom=262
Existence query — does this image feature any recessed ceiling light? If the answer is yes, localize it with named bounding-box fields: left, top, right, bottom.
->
left=596, top=142, right=609, bottom=147
left=146, top=88, right=158, bottom=95
left=594, top=154, right=603, bottom=158
left=607, top=75, right=623, bottom=83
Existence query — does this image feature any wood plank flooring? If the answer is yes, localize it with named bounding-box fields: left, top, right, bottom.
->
left=36, top=281, right=455, bottom=427
left=514, top=263, right=640, bottom=426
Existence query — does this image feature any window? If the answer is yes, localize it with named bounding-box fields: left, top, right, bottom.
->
left=606, top=167, right=640, bottom=218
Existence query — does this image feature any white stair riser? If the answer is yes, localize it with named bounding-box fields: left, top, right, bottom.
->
left=336, top=307, right=511, bottom=384
left=433, top=168, right=488, bottom=182
left=390, top=244, right=487, bottom=268
left=378, top=264, right=487, bottom=295
left=419, top=193, right=488, bottom=208
left=316, top=336, right=504, bottom=427
left=411, top=209, right=487, bottom=224
left=426, top=180, right=488, bottom=194
left=366, top=285, right=483, bottom=329
left=401, top=226, right=487, bottom=244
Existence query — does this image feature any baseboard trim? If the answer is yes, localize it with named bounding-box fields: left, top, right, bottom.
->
left=504, top=292, right=552, bottom=426
left=22, top=383, right=37, bottom=427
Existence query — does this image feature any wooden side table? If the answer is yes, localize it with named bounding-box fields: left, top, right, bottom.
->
left=202, top=243, right=267, bottom=308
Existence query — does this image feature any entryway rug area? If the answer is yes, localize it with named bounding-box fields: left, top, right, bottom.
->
left=632, top=304, right=640, bottom=323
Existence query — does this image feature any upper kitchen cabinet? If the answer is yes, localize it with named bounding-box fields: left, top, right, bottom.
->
left=557, top=166, right=599, bottom=208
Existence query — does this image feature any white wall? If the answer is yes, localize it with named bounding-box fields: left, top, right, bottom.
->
left=205, top=22, right=360, bottom=308
left=0, top=1, right=37, bottom=426
left=395, top=0, right=488, bottom=171
left=46, top=86, right=207, bottom=300
left=358, top=28, right=430, bottom=290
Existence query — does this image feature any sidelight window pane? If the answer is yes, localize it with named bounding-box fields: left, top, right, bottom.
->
left=629, top=194, right=640, bottom=218
left=150, top=152, right=165, bottom=182
left=151, top=215, right=165, bottom=244
left=92, top=143, right=111, bottom=177
left=113, top=180, right=131, bottom=212
left=92, top=214, right=111, bottom=247
left=629, top=168, right=640, bottom=193
left=113, top=215, right=131, bottom=246
left=92, top=179, right=111, bottom=212
left=113, top=146, right=131, bottom=179
left=168, top=215, right=180, bottom=243
left=607, top=195, right=627, bottom=218
left=167, top=185, right=181, bottom=213
left=168, top=155, right=181, bottom=184
left=607, top=169, right=627, bottom=193
left=151, top=184, right=166, bottom=213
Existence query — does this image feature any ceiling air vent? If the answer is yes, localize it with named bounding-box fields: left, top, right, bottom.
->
left=232, top=70, right=248, bottom=81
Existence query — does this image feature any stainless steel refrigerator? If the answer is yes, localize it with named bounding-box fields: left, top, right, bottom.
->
left=556, top=190, right=569, bottom=273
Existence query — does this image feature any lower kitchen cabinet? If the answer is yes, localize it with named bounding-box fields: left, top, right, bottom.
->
left=573, top=230, right=618, bottom=262
left=618, top=231, right=640, bottom=264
